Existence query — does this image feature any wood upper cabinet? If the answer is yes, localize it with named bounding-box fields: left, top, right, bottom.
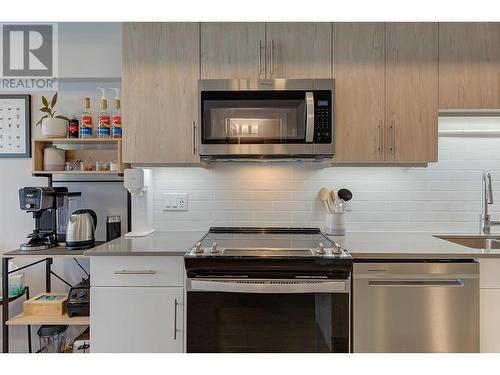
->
left=201, top=23, right=266, bottom=79
left=122, top=23, right=199, bottom=164
left=439, top=23, right=499, bottom=109
left=333, top=23, right=385, bottom=162
left=200, top=22, right=332, bottom=79
left=266, top=23, right=332, bottom=78
left=333, top=22, right=438, bottom=164
left=385, top=23, right=438, bottom=163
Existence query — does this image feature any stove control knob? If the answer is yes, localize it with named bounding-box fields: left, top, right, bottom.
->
left=332, top=243, right=343, bottom=255
left=316, top=243, right=326, bottom=255
left=193, top=242, right=204, bottom=254
left=210, top=242, right=219, bottom=254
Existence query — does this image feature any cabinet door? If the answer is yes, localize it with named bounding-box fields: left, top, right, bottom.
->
left=91, top=287, right=183, bottom=353
left=385, top=23, right=438, bottom=163
left=201, top=23, right=265, bottom=79
left=480, top=289, right=500, bottom=352
left=439, top=23, right=499, bottom=109
left=266, top=23, right=332, bottom=78
left=122, top=23, right=199, bottom=163
left=333, top=23, right=385, bottom=162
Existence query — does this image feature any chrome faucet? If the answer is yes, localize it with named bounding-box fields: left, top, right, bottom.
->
left=481, top=170, right=500, bottom=234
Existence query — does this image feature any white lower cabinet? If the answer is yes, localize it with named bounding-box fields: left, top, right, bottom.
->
left=480, top=259, right=500, bottom=352
left=481, top=289, right=500, bottom=352
left=91, top=286, right=183, bottom=353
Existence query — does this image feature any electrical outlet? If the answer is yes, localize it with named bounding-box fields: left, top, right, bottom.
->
left=163, top=193, right=188, bottom=211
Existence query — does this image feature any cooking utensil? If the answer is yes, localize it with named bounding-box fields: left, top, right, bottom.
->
left=330, top=190, right=337, bottom=212
left=338, top=189, right=353, bottom=202
left=319, top=188, right=332, bottom=212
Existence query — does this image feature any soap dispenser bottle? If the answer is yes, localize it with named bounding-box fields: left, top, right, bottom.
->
left=110, top=88, right=122, bottom=139
left=97, top=87, right=111, bottom=138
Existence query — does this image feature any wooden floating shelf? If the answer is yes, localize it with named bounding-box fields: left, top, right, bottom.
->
left=32, top=170, right=123, bottom=175
left=33, top=138, right=122, bottom=143
left=7, top=312, right=89, bottom=326
left=32, top=137, right=126, bottom=174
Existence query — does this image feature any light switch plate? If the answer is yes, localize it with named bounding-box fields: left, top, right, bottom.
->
left=163, top=193, right=188, bottom=211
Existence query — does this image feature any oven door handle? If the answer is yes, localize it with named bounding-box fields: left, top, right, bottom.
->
left=188, top=279, right=349, bottom=294
left=305, top=91, right=315, bottom=143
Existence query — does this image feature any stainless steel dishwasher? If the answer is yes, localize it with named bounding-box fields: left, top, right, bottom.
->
left=353, top=262, right=479, bottom=353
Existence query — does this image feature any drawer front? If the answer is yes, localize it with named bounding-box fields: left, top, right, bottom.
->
left=480, top=259, right=500, bottom=288
left=91, top=256, right=184, bottom=287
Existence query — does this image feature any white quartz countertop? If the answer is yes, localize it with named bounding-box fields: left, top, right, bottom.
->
left=329, top=232, right=500, bottom=259
left=84, top=231, right=205, bottom=256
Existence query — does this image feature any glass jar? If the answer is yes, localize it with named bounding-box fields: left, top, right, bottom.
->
left=37, top=325, right=67, bottom=353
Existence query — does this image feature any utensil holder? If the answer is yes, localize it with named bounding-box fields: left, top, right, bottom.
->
left=325, top=212, right=346, bottom=236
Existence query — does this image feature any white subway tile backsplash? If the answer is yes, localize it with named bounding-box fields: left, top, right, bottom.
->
left=152, top=122, right=500, bottom=233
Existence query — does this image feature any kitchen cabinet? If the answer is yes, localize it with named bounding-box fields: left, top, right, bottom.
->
left=385, top=22, right=438, bottom=163
left=200, top=22, right=332, bottom=79
left=90, top=256, right=185, bottom=353
left=266, top=23, right=332, bottom=78
left=122, top=22, right=199, bottom=164
left=480, top=259, right=500, bottom=352
left=201, top=23, right=266, bottom=79
left=439, top=23, right=499, bottom=109
left=91, top=287, right=183, bottom=353
left=333, top=22, right=385, bottom=162
left=333, top=22, right=438, bottom=164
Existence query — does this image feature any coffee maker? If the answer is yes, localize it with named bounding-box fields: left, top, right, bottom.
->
left=19, top=187, right=81, bottom=251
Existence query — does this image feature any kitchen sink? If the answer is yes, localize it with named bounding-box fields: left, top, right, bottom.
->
left=435, top=235, right=500, bottom=249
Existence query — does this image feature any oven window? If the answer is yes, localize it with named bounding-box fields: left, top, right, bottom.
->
left=187, top=292, right=349, bottom=353
left=201, top=91, right=307, bottom=144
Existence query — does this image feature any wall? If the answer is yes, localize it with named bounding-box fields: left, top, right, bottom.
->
left=153, top=117, right=500, bottom=234
left=0, top=23, right=126, bottom=352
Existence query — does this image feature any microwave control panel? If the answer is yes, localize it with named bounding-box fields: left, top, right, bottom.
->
left=313, top=91, right=332, bottom=143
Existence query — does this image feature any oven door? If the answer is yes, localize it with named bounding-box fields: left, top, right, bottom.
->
left=186, top=278, right=350, bottom=353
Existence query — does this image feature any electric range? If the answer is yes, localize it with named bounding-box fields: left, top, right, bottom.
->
left=184, top=227, right=352, bottom=353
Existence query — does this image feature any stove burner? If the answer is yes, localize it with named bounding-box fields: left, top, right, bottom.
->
left=184, top=227, right=353, bottom=280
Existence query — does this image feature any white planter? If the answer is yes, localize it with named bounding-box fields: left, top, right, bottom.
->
left=41, top=117, right=68, bottom=138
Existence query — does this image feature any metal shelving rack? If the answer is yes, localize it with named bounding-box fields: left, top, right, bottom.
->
left=1, top=249, right=89, bottom=353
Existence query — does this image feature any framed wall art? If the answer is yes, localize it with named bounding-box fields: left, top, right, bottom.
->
left=0, top=94, right=31, bottom=158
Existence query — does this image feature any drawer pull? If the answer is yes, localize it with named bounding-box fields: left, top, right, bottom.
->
left=114, top=270, right=157, bottom=275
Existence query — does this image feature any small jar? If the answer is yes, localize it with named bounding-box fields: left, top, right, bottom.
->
left=95, top=161, right=106, bottom=171
left=80, top=161, right=93, bottom=172
left=109, top=160, right=120, bottom=171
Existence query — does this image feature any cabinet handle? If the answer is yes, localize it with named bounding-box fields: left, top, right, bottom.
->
left=258, top=40, right=263, bottom=77
left=392, top=121, right=396, bottom=155
left=388, top=121, right=395, bottom=154
left=173, top=298, right=178, bottom=340
left=378, top=120, right=383, bottom=154
left=192, top=121, right=196, bottom=155
left=270, top=39, right=275, bottom=77
left=114, top=270, right=157, bottom=275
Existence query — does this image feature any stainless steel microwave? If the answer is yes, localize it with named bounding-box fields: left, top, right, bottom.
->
left=198, top=79, right=335, bottom=161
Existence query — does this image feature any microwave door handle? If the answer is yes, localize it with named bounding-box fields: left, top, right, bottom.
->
left=305, top=92, right=315, bottom=143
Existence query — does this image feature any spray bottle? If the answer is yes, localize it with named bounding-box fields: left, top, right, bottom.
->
left=110, top=88, right=122, bottom=139
left=97, top=87, right=111, bottom=138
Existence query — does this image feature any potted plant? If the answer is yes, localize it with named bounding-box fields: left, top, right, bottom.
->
left=36, top=92, right=69, bottom=138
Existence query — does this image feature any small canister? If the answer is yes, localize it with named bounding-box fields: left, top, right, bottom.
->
left=106, top=215, right=121, bottom=242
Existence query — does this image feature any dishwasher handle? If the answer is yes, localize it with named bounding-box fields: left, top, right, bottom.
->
left=368, top=278, right=465, bottom=287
